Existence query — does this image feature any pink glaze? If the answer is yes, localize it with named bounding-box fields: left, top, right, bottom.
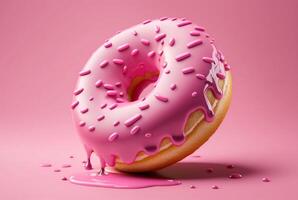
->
left=69, top=172, right=181, bottom=189
left=71, top=17, right=229, bottom=168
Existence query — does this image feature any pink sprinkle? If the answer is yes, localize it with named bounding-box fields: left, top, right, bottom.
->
left=147, top=51, right=156, bottom=58
left=109, top=103, right=118, bottom=110
left=162, top=62, right=167, bottom=68
left=196, top=73, right=206, bottom=80
left=133, top=30, right=138, bottom=36
left=130, top=126, right=141, bottom=135
left=108, top=132, right=119, bottom=142
left=190, top=185, right=196, bottom=189
left=169, top=38, right=175, bottom=46
left=159, top=50, right=164, bottom=56
left=190, top=30, right=201, bottom=36
left=182, top=67, right=195, bottom=74
left=206, top=168, right=214, bottom=173
left=192, top=92, right=198, bottom=97
left=89, top=97, right=94, bottom=101
left=106, top=90, right=117, bottom=97
left=99, top=60, right=109, bottom=68
left=124, top=114, right=142, bottom=127
left=229, top=173, right=243, bottom=179
left=155, top=33, right=166, bottom=41
left=103, top=84, right=114, bottom=90
left=155, top=94, right=169, bottom=102
left=73, top=88, right=84, bottom=95
left=171, top=17, right=177, bottom=21
left=141, top=39, right=150, bottom=46
left=170, top=84, right=177, bottom=90
left=116, top=98, right=125, bottom=103
left=131, top=49, right=139, bottom=56
left=176, top=52, right=191, bottom=61
left=165, top=69, right=171, bottom=74
left=40, top=163, right=52, bottom=167
left=217, top=72, right=225, bottom=79
left=97, top=115, right=105, bottom=121
left=61, top=177, right=68, bottom=181
left=119, top=92, right=124, bottom=97
left=95, top=80, right=103, bottom=88
left=187, top=39, right=203, bottom=48
left=53, top=169, right=61, bottom=172
left=100, top=103, right=107, bottom=109
left=226, top=164, right=235, bottom=169
left=115, top=82, right=122, bottom=87
left=80, top=108, right=89, bottom=114
left=88, top=125, right=95, bottom=132
left=62, top=164, right=71, bottom=168
left=224, top=63, right=231, bottom=71
left=212, top=185, right=219, bottom=189
left=117, top=43, right=130, bottom=52
left=71, top=100, right=79, bottom=109
left=79, top=69, right=91, bottom=76
left=113, top=58, right=124, bottom=65
left=177, top=20, right=192, bottom=27
left=155, top=25, right=160, bottom=33
left=160, top=17, right=168, bottom=21
left=195, top=26, right=205, bottom=31
left=262, top=178, right=270, bottom=182
left=142, top=19, right=151, bottom=24
left=138, top=103, right=150, bottom=110
left=122, top=65, right=128, bottom=75
left=79, top=121, right=85, bottom=127
left=104, top=42, right=112, bottom=48
left=145, top=133, right=152, bottom=138
left=113, top=121, right=120, bottom=126
left=202, top=57, right=215, bottom=64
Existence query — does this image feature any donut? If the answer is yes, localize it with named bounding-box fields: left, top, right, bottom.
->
left=71, top=17, right=232, bottom=173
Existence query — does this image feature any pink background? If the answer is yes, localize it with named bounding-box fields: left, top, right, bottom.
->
left=1, top=0, right=298, bottom=199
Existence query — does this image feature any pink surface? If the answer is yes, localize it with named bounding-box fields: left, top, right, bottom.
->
left=0, top=0, right=298, bottom=199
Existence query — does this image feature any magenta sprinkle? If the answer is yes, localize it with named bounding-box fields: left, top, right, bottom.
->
left=155, top=25, right=160, bottom=33
left=206, top=168, right=214, bottom=173
left=113, top=58, right=124, bottom=65
left=169, top=38, right=175, bottom=46
left=190, top=185, right=196, bottom=189
left=100, top=103, right=107, bottom=109
left=95, top=80, right=103, bottom=88
left=196, top=73, right=206, bottom=80
left=176, top=52, right=191, bottom=61
left=61, top=177, right=68, bottom=181
left=194, top=26, right=205, bottom=31
left=182, top=67, right=195, bottom=74
left=192, top=92, right=198, bottom=97
left=53, top=169, right=61, bottom=172
left=113, top=121, right=120, bottom=126
left=108, top=132, right=119, bottom=142
left=155, top=33, right=166, bottom=41
left=117, top=43, right=130, bottom=52
left=133, top=30, right=138, bottom=36
left=147, top=51, right=156, bottom=58
left=160, top=17, right=168, bottom=21
left=62, top=164, right=71, bottom=168
left=187, top=39, right=203, bottom=48
left=141, top=39, right=150, bottom=46
left=216, top=72, right=225, bottom=79
left=122, top=65, right=128, bottom=75
left=103, top=84, right=114, bottom=90
left=73, top=88, right=84, bottom=95
left=226, top=164, right=235, bottom=169
left=202, top=57, right=215, bottom=64
left=80, top=108, right=89, bottom=114
left=109, top=103, right=118, bottom=110
left=165, top=69, right=171, bottom=74
left=170, top=84, right=177, bottom=90
left=229, top=173, right=243, bottom=179
left=71, top=101, right=79, bottom=109
left=106, top=90, right=117, bottom=97
left=115, top=82, right=122, bottom=87
left=155, top=94, right=169, bottom=102
left=212, top=185, right=219, bottom=189
left=138, top=103, right=150, bottom=110
left=262, top=178, right=270, bottom=182
left=40, top=163, right=52, bottom=167
left=131, top=49, right=139, bottom=56
left=190, top=30, right=201, bottom=36
left=142, top=19, right=151, bottom=24
left=88, top=126, right=95, bottom=132
left=124, top=114, right=142, bottom=127
left=116, top=98, right=125, bottom=103
left=224, top=63, right=231, bottom=71
left=104, top=42, right=112, bottom=48
left=97, top=115, right=105, bottom=121
left=177, top=20, right=192, bottom=27
left=99, top=60, right=109, bottom=68
left=79, top=69, right=91, bottom=76
left=130, top=126, right=141, bottom=135
left=79, top=121, right=86, bottom=127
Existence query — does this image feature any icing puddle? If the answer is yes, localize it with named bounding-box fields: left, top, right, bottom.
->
left=69, top=171, right=181, bottom=189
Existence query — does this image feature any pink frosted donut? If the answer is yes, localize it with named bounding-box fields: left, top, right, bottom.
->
left=71, top=17, right=232, bottom=172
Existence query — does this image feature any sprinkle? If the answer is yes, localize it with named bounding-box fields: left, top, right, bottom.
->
left=155, top=33, right=166, bottom=41
left=53, top=169, right=61, bottom=172
left=104, top=42, right=112, bottom=48
left=103, top=84, right=114, bottom=90
left=177, top=20, right=192, bottom=27
left=192, top=92, right=198, bottom=97
left=80, top=108, right=89, bottom=114
left=115, top=82, right=122, bottom=87
left=159, top=50, right=164, bottom=56
left=160, top=17, right=168, bottom=21
left=217, top=72, right=225, bottom=79
left=196, top=73, right=206, bottom=80
left=130, top=126, right=141, bottom=135
left=124, top=114, right=142, bottom=127
left=109, top=103, right=118, bottom=110
left=169, top=38, right=175, bottom=46
left=262, top=178, right=270, bottom=182
left=79, top=69, right=91, bottom=76
left=119, top=92, right=124, bottom=97
left=229, top=173, right=243, bottom=179
left=117, top=43, right=130, bottom=52
left=89, top=97, right=94, bottom=101
left=190, top=185, right=196, bottom=189
left=79, top=121, right=85, bottom=127
left=106, top=90, right=117, bottom=97
left=212, top=185, right=219, bottom=189
left=194, top=26, right=205, bottom=31
left=142, top=19, right=151, bottom=24
left=224, top=63, right=231, bottom=71
left=226, top=164, right=235, bottom=169
left=145, top=133, right=152, bottom=138
left=88, top=126, right=95, bottom=132
left=99, top=60, right=109, bottom=68
left=40, top=163, right=52, bottom=167
left=155, top=26, right=160, bottom=33
left=71, top=101, right=79, bottom=109
left=162, top=62, right=167, bottom=68
left=113, top=121, right=120, bottom=126
left=73, top=88, right=84, bottom=95
left=176, top=52, right=191, bottom=62
left=190, top=30, right=201, bottom=36
left=147, top=51, right=156, bottom=58
left=202, top=57, right=215, bottom=64
left=133, top=30, right=138, bottom=36
left=131, top=49, right=139, bottom=56
left=138, top=103, right=150, bottom=110
left=155, top=94, right=169, bottom=102
left=171, top=17, right=177, bottom=21
left=108, top=132, right=119, bottom=142
left=113, top=58, right=124, bottom=65
left=182, top=67, right=195, bottom=74
left=61, top=177, right=68, bottom=181
left=187, top=39, right=203, bottom=48
left=145, top=145, right=157, bottom=152
left=165, top=69, right=171, bottom=74
left=116, top=98, right=125, bottom=103
left=100, top=103, right=107, bottom=109
left=97, top=115, right=105, bottom=121
left=62, top=164, right=71, bottom=168
left=206, top=168, right=214, bottom=173
left=170, top=84, right=177, bottom=90
left=141, top=39, right=150, bottom=46
left=122, top=65, right=128, bottom=75
left=95, top=80, right=103, bottom=87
